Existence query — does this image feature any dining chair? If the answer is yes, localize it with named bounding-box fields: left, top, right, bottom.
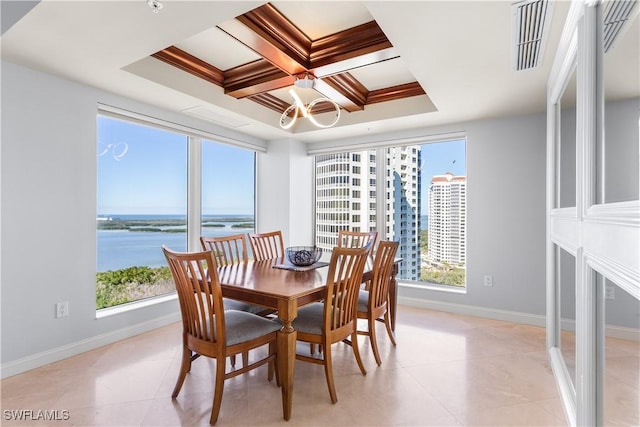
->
left=248, top=230, right=285, bottom=261
left=308, top=231, right=377, bottom=356
left=337, top=230, right=378, bottom=254
left=285, top=246, right=369, bottom=404
left=200, top=234, right=275, bottom=366
left=200, top=234, right=272, bottom=314
left=162, top=246, right=281, bottom=425
left=355, top=240, right=399, bottom=366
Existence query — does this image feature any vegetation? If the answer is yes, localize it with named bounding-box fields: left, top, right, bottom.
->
left=96, top=266, right=174, bottom=309
left=206, top=216, right=254, bottom=223
left=97, top=218, right=254, bottom=233
left=420, top=229, right=428, bottom=252
left=421, top=264, right=465, bottom=287
left=231, top=223, right=254, bottom=229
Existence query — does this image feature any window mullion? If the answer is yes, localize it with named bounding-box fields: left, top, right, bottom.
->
left=188, top=136, right=202, bottom=252
left=375, top=147, right=387, bottom=241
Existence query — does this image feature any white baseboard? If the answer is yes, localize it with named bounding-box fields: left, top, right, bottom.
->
left=398, top=296, right=639, bottom=341
left=398, top=295, right=548, bottom=327
left=604, top=324, right=640, bottom=341
left=1, top=312, right=180, bottom=379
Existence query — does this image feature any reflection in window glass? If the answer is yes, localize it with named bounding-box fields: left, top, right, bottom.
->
left=600, top=274, right=640, bottom=426
left=96, top=115, right=187, bottom=309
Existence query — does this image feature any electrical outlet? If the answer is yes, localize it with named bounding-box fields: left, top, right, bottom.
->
left=605, top=286, right=615, bottom=300
left=56, top=301, right=69, bottom=318
left=483, top=275, right=493, bottom=287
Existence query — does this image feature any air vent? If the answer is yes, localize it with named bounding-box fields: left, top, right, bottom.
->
left=512, top=0, right=554, bottom=71
left=603, top=0, right=639, bottom=52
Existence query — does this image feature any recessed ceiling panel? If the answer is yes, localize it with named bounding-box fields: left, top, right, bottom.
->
left=271, top=1, right=373, bottom=39
left=348, top=57, right=416, bottom=91
left=174, top=27, right=261, bottom=70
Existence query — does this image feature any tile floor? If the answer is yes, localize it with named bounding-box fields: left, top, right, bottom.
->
left=1, top=306, right=638, bottom=426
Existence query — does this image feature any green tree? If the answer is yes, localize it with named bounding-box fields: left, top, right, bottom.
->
left=96, top=266, right=174, bottom=309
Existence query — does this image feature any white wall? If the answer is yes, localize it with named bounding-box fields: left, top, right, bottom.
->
left=255, top=139, right=314, bottom=247
left=0, top=61, right=266, bottom=377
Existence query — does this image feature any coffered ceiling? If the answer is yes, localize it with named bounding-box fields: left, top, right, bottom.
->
left=151, top=2, right=428, bottom=118
left=1, top=1, right=637, bottom=145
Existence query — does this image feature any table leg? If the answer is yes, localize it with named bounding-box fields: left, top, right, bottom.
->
left=277, top=302, right=297, bottom=421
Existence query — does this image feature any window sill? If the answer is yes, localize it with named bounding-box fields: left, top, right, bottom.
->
left=398, top=280, right=467, bottom=295
left=96, top=293, right=178, bottom=319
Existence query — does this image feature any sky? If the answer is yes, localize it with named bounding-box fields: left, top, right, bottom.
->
left=97, top=116, right=254, bottom=215
left=98, top=116, right=465, bottom=216
left=420, top=139, right=467, bottom=216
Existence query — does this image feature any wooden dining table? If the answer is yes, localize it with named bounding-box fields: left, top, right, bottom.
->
left=216, top=256, right=400, bottom=421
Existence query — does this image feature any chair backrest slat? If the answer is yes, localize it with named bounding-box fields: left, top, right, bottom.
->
left=163, top=246, right=225, bottom=347
left=200, top=234, right=248, bottom=267
left=337, top=230, right=378, bottom=255
left=325, top=246, right=369, bottom=332
left=369, top=241, right=400, bottom=310
left=248, top=230, right=285, bottom=261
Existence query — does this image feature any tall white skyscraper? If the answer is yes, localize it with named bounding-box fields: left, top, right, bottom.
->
left=427, top=172, right=467, bottom=267
left=315, top=146, right=421, bottom=280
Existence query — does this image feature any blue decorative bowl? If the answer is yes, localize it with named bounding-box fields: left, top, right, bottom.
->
left=286, top=246, right=322, bottom=266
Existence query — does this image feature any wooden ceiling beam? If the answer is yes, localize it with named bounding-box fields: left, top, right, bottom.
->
left=217, top=5, right=398, bottom=106
left=223, top=59, right=291, bottom=98
left=310, top=21, right=393, bottom=69
left=152, top=46, right=223, bottom=86
left=248, top=93, right=291, bottom=113
left=314, top=74, right=366, bottom=112
left=217, top=3, right=310, bottom=76
left=366, top=82, right=426, bottom=104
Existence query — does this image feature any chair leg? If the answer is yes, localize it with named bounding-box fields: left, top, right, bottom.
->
left=350, top=331, right=367, bottom=376
left=323, top=341, right=338, bottom=404
left=383, top=311, right=397, bottom=346
left=172, top=347, right=192, bottom=398
left=267, top=341, right=278, bottom=385
left=230, top=354, right=236, bottom=367
left=209, top=357, right=226, bottom=425
left=310, top=343, right=316, bottom=354
left=242, top=350, right=249, bottom=367
left=369, top=317, right=382, bottom=366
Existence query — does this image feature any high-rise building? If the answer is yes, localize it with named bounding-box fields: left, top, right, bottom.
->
left=315, top=146, right=421, bottom=280
left=427, top=172, right=467, bottom=267
left=385, top=146, right=421, bottom=279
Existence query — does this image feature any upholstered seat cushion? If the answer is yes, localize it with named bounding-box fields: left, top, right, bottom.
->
left=288, top=302, right=325, bottom=335
left=223, top=298, right=268, bottom=314
left=357, top=290, right=370, bottom=313
left=224, top=310, right=282, bottom=346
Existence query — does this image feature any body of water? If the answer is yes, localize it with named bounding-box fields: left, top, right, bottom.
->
left=97, top=214, right=254, bottom=271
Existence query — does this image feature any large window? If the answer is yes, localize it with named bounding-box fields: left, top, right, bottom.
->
left=314, top=139, right=466, bottom=288
left=96, top=115, right=255, bottom=310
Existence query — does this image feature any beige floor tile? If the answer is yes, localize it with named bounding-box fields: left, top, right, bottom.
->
left=8, top=305, right=637, bottom=426
left=453, top=401, right=567, bottom=426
